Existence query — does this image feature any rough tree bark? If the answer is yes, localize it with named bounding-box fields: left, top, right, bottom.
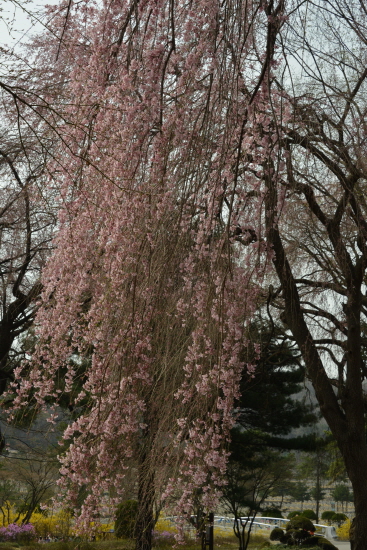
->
left=135, top=453, right=155, bottom=550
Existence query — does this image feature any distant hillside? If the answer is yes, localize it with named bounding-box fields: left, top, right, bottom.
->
left=289, top=379, right=327, bottom=437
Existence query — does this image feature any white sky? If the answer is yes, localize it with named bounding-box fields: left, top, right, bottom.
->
left=0, top=1, right=55, bottom=49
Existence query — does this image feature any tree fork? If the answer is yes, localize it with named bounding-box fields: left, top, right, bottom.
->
left=265, top=178, right=367, bottom=549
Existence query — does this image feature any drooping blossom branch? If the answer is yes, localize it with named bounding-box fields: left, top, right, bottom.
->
left=8, top=0, right=286, bottom=541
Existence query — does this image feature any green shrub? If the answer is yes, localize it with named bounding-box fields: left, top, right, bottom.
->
left=332, top=513, right=347, bottom=525
left=279, top=530, right=295, bottom=545
left=301, top=535, right=322, bottom=547
left=321, top=511, right=335, bottom=523
left=294, top=529, right=311, bottom=543
left=261, top=508, right=283, bottom=518
left=114, top=500, right=138, bottom=539
left=302, top=510, right=317, bottom=521
left=286, top=516, right=315, bottom=533
left=287, top=511, right=302, bottom=519
left=279, top=528, right=311, bottom=546
left=270, top=527, right=284, bottom=541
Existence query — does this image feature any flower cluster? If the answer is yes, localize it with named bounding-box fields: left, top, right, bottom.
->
left=0, top=523, right=36, bottom=541
left=152, top=530, right=175, bottom=540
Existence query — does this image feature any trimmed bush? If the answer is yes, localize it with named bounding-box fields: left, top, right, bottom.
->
left=279, top=531, right=295, bottom=545
left=317, top=538, right=338, bottom=550
left=270, top=527, right=284, bottom=541
left=279, top=528, right=312, bottom=546
left=301, top=535, right=338, bottom=549
left=301, top=535, right=322, bottom=547
left=302, top=510, right=317, bottom=521
left=321, top=511, right=335, bottom=523
left=286, top=516, right=315, bottom=533
left=294, top=529, right=311, bottom=543
left=287, top=511, right=302, bottom=519
left=262, top=508, right=283, bottom=518
left=114, top=500, right=138, bottom=539
left=332, top=513, right=347, bottom=525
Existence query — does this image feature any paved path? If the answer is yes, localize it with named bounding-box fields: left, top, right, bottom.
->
left=331, top=541, right=350, bottom=550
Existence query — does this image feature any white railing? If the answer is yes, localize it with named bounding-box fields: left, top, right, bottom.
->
left=214, top=516, right=337, bottom=540
left=163, top=515, right=338, bottom=540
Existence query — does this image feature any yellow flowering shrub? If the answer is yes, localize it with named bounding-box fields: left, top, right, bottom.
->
left=0, top=502, right=18, bottom=526
left=155, top=517, right=177, bottom=534
left=336, top=518, right=351, bottom=541
left=90, top=521, right=115, bottom=540
left=30, top=509, right=73, bottom=538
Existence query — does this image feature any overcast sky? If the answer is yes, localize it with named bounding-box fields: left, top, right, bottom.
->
left=0, top=1, right=55, bottom=49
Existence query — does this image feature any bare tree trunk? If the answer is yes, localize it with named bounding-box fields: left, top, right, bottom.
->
left=340, top=450, right=367, bottom=550
left=264, top=175, right=367, bottom=550
left=315, top=460, right=322, bottom=524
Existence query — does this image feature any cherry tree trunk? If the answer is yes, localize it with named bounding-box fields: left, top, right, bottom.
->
left=135, top=452, right=155, bottom=550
